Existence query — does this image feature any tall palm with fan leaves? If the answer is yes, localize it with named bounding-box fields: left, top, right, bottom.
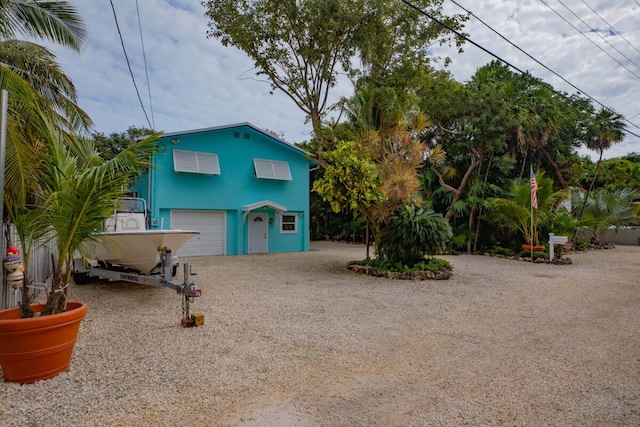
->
left=577, top=107, right=626, bottom=221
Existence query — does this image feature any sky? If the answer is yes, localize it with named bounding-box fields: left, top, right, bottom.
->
left=45, top=0, right=640, bottom=159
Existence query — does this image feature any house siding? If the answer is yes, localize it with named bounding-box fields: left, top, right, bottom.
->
left=132, top=123, right=311, bottom=255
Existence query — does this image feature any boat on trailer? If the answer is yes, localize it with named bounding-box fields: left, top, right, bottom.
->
left=73, top=198, right=203, bottom=326
left=82, top=197, right=199, bottom=275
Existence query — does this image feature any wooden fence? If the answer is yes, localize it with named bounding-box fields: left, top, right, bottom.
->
left=0, top=224, right=55, bottom=310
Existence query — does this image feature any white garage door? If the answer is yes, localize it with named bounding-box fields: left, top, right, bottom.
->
left=171, top=210, right=225, bottom=256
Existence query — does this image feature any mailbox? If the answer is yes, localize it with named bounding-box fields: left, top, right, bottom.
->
left=549, top=233, right=568, bottom=260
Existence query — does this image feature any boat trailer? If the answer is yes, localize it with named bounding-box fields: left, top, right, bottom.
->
left=75, top=248, right=203, bottom=327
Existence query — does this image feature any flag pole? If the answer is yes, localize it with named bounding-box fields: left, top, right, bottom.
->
left=530, top=188, right=533, bottom=258
left=529, top=164, right=537, bottom=259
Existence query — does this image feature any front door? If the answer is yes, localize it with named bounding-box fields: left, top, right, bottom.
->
left=248, top=213, right=268, bottom=254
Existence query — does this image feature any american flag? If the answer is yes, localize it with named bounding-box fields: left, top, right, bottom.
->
left=530, top=166, right=538, bottom=209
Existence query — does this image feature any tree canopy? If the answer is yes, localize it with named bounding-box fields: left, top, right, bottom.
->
left=202, top=0, right=467, bottom=142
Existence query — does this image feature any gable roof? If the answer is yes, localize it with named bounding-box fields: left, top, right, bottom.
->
left=160, top=122, right=310, bottom=158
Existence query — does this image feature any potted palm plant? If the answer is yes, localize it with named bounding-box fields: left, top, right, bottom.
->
left=0, top=0, right=111, bottom=383
left=0, top=116, right=159, bottom=383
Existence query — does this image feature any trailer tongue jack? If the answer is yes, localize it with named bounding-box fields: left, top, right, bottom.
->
left=75, top=248, right=203, bottom=327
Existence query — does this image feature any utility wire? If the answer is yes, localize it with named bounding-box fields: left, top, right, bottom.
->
left=448, top=2, right=601, bottom=112
left=580, top=0, right=640, bottom=57
left=136, top=0, right=155, bottom=130
left=447, top=0, right=640, bottom=134
left=398, top=0, right=640, bottom=140
left=539, top=0, right=640, bottom=81
left=555, top=0, right=640, bottom=74
left=579, top=0, right=640, bottom=125
left=109, top=0, right=153, bottom=130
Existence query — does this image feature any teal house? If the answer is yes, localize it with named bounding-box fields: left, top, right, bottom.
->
left=131, top=123, right=314, bottom=256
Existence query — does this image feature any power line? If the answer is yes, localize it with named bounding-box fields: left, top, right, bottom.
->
left=398, top=0, right=640, bottom=140
left=109, top=0, right=153, bottom=130
left=539, top=0, right=640, bottom=81
left=447, top=0, right=640, bottom=134
left=580, top=0, right=640, bottom=58
left=554, top=0, right=640, bottom=74
left=136, top=0, right=155, bottom=130
left=448, top=2, right=599, bottom=109
left=578, top=0, right=640, bottom=125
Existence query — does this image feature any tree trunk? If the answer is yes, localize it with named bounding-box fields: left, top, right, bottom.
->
left=577, top=150, right=603, bottom=221
left=542, top=149, right=569, bottom=189
left=18, top=270, right=34, bottom=318
left=431, top=147, right=483, bottom=221
left=42, top=263, right=67, bottom=316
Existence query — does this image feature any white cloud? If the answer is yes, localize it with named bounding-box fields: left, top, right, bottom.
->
left=43, top=0, right=640, bottom=159
left=434, top=0, right=640, bottom=159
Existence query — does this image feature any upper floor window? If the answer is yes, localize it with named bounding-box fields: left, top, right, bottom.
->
left=253, top=158, right=292, bottom=180
left=173, top=150, right=220, bottom=175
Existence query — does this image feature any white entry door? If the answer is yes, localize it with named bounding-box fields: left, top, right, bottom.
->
left=248, top=213, right=268, bottom=254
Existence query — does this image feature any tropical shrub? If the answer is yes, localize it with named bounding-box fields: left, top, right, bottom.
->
left=573, top=187, right=640, bottom=241
left=518, top=250, right=547, bottom=260
left=377, top=203, right=452, bottom=263
left=491, top=246, right=514, bottom=257
left=487, top=172, right=568, bottom=246
left=352, top=257, right=453, bottom=274
left=9, top=125, right=159, bottom=317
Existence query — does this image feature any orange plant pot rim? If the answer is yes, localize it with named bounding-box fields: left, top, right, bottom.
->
left=0, top=301, right=87, bottom=383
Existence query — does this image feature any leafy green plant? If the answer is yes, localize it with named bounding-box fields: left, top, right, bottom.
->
left=377, top=203, right=453, bottom=263
left=415, top=258, right=453, bottom=273
left=9, top=123, right=159, bottom=317
left=572, top=187, right=640, bottom=242
left=491, top=246, right=514, bottom=257
left=518, top=250, right=547, bottom=260
left=487, top=172, right=568, bottom=246
left=351, top=257, right=453, bottom=274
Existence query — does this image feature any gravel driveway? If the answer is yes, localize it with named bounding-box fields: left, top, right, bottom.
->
left=1, top=241, right=639, bottom=426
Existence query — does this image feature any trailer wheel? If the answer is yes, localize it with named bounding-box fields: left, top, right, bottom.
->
left=74, top=272, right=89, bottom=285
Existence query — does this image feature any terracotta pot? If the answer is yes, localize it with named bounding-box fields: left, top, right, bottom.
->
left=521, top=244, right=545, bottom=252
left=0, top=301, right=87, bottom=384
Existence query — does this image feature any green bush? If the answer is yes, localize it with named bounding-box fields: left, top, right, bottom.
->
left=518, top=250, right=547, bottom=259
left=352, top=257, right=453, bottom=274
left=491, top=246, right=514, bottom=257
left=377, top=203, right=452, bottom=263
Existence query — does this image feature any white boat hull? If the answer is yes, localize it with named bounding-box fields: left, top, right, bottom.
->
left=85, top=230, right=199, bottom=274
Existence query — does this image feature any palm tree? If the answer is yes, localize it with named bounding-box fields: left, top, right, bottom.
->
left=1, top=1, right=90, bottom=210
left=573, top=187, right=640, bottom=244
left=10, top=120, right=160, bottom=317
left=488, top=172, right=568, bottom=246
left=577, top=107, right=626, bottom=220
left=514, top=83, right=562, bottom=177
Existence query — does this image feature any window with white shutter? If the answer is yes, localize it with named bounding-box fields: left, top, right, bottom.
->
left=253, top=158, right=292, bottom=180
left=173, top=150, right=220, bottom=175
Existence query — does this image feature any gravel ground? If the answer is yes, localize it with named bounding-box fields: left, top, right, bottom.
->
left=1, top=241, right=639, bottom=426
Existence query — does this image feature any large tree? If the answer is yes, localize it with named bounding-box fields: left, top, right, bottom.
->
left=202, top=0, right=466, bottom=144
left=313, top=86, right=431, bottom=259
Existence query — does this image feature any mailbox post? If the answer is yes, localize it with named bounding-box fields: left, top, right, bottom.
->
left=549, top=233, right=568, bottom=260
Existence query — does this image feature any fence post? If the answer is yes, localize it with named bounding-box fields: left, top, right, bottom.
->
left=0, top=91, right=8, bottom=309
